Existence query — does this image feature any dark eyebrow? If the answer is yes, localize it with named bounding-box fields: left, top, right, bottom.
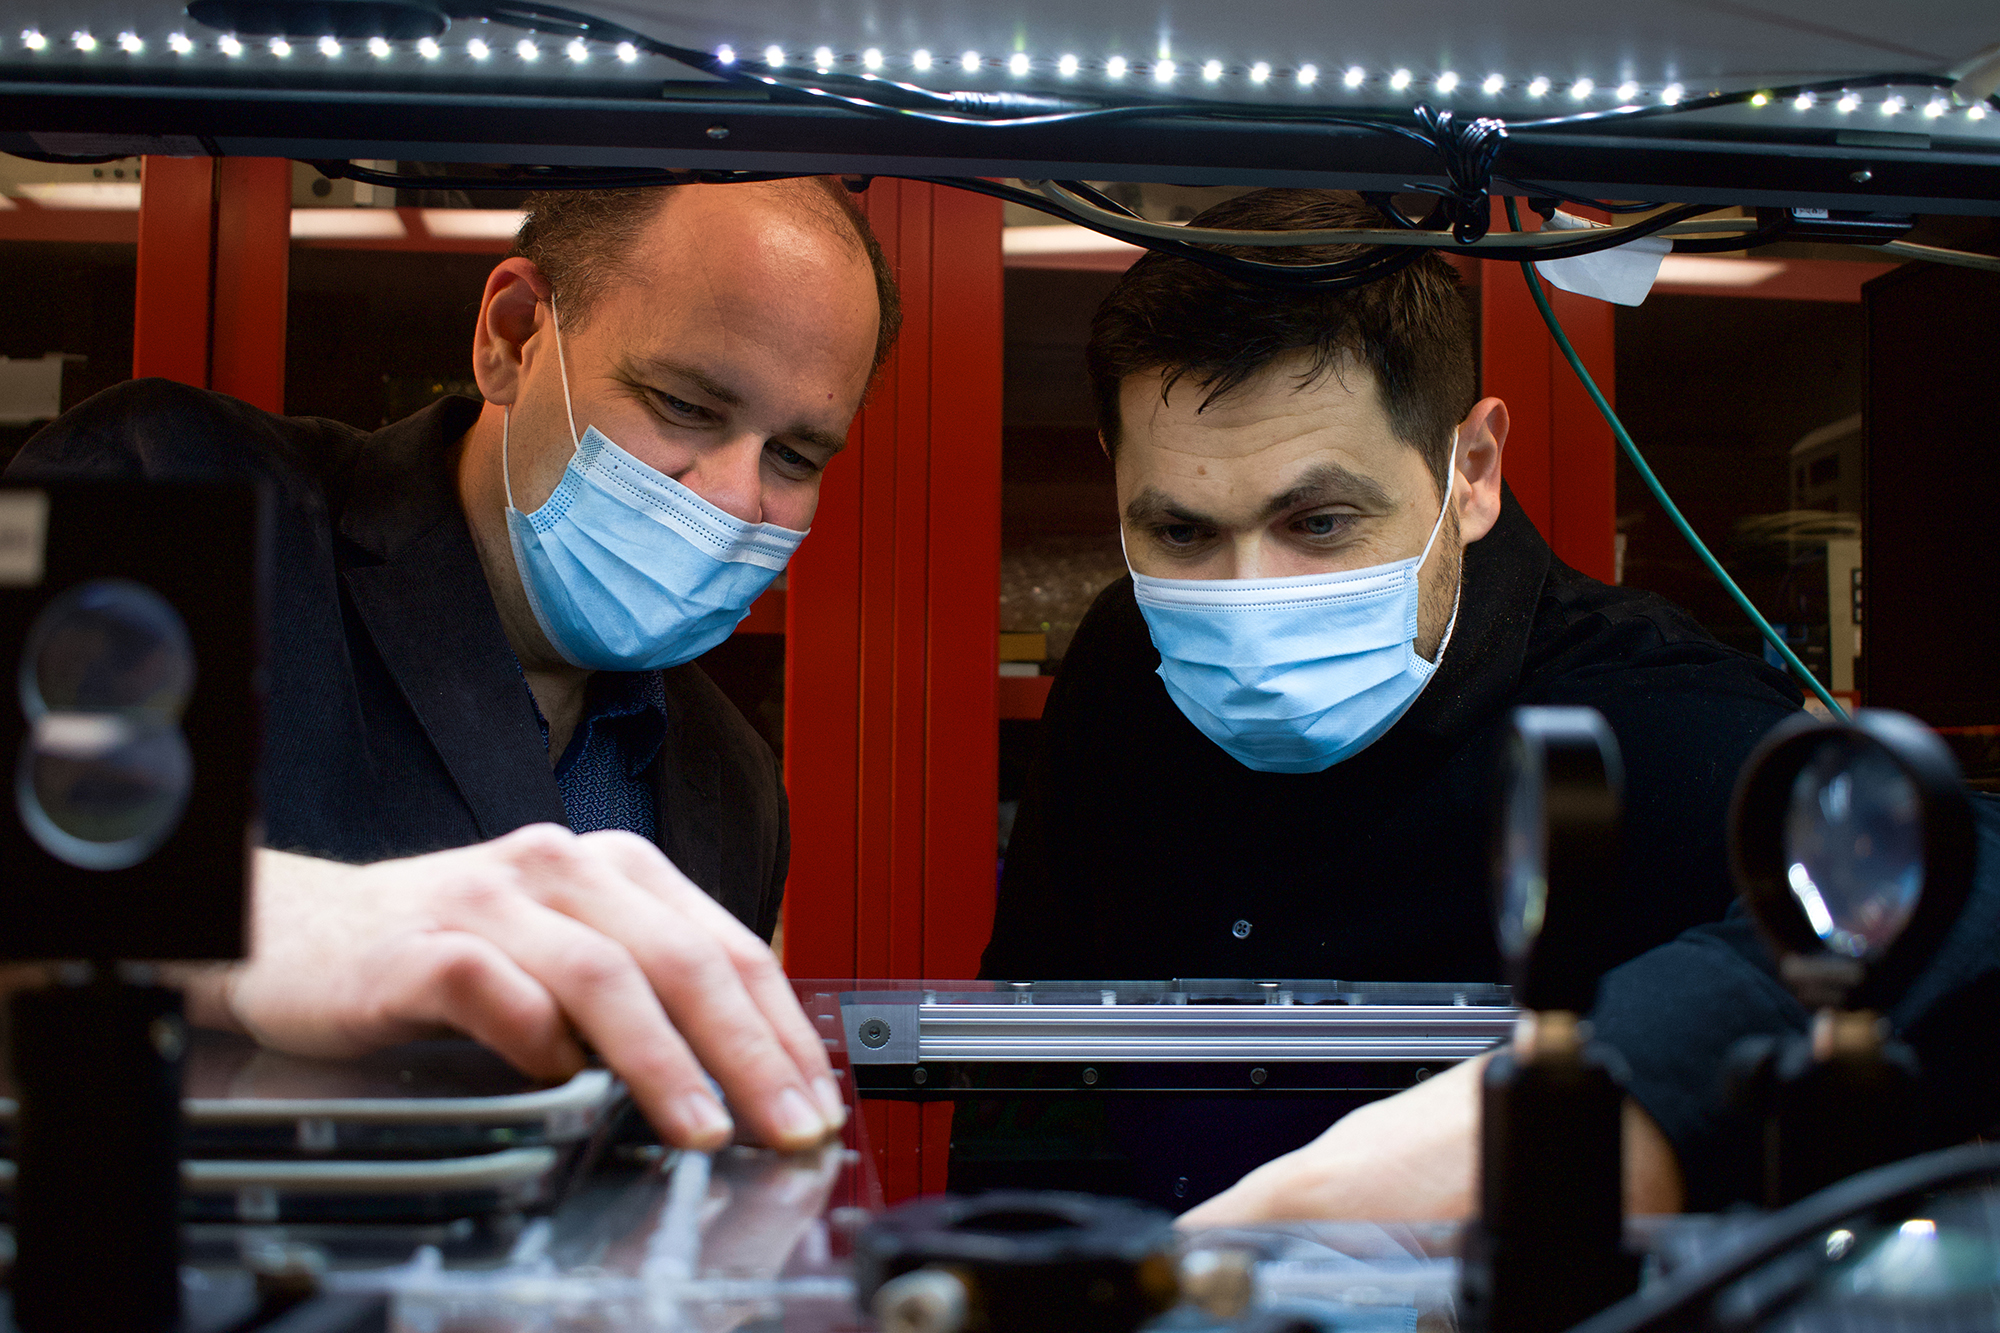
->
left=1124, top=462, right=1398, bottom=531
left=633, top=357, right=848, bottom=457
left=1124, top=486, right=1221, bottom=530
left=1256, top=461, right=1396, bottom=521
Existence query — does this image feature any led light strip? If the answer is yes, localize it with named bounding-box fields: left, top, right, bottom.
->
left=6, top=27, right=1996, bottom=121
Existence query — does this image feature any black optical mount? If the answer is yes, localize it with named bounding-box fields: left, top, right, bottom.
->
left=0, top=481, right=262, bottom=1333
left=1460, top=708, right=1640, bottom=1333
left=1725, top=709, right=1975, bottom=1207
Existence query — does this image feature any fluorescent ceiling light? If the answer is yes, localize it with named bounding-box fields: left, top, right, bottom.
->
left=422, top=209, right=527, bottom=239
left=1653, top=255, right=1786, bottom=287
left=290, top=209, right=406, bottom=239
left=17, top=182, right=142, bottom=209
left=1002, top=224, right=1143, bottom=257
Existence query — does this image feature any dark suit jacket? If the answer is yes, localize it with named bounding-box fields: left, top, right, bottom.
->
left=7, top=380, right=789, bottom=939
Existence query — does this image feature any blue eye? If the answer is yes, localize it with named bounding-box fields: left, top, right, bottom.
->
left=1298, top=514, right=1343, bottom=536
left=661, top=394, right=700, bottom=417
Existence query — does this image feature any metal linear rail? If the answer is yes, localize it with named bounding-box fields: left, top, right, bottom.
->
left=840, top=998, right=1516, bottom=1065
left=6, top=82, right=2000, bottom=214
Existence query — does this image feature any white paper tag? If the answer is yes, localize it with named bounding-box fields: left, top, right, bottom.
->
left=0, top=489, right=50, bottom=586
left=1533, top=211, right=1671, bottom=307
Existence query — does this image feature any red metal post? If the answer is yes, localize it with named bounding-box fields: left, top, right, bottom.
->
left=211, top=158, right=292, bottom=413
left=781, top=180, right=1004, bottom=1201
left=134, top=157, right=216, bottom=388
left=1479, top=204, right=1617, bottom=582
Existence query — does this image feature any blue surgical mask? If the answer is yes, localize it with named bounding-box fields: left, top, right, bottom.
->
left=502, top=300, right=808, bottom=672
left=1129, top=459, right=1460, bottom=774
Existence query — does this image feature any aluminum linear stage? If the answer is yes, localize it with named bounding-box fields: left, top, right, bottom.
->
left=2, top=1, right=1999, bottom=213
left=811, top=980, right=1517, bottom=1097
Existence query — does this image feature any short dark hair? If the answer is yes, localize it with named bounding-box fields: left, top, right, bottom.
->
left=512, top=178, right=903, bottom=370
left=1086, top=189, right=1476, bottom=493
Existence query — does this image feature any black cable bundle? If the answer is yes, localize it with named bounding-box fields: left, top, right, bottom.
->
left=1409, top=104, right=1508, bottom=243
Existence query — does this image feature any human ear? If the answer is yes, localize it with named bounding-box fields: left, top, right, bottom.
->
left=470, top=258, right=552, bottom=407
left=1454, top=397, right=1508, bottom=544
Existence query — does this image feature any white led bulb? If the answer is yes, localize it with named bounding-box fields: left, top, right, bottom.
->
left=1298, top=63, right=1320, bottom=87
left=1203, top=59, right=1222, bottom=82
left=961, top=50, right=980, bottom=72
left=763, top=44, right=784, bottom=67
left=615, top=41, right=636, bottom=62
left=1341, top=65, right=1363, bottom=88
left=1154, top=58, right=1176, bottom=82
left=218, top=34, right=242, bottom=55
left=516, top=39, right=538, bottom=61
left=911, top=48, right=931, bottom=71
left=72, top=30, right=98, bottom=51
left=1435, top=71, right=1458, bottom=93
left=466, top=37, right=489, bottom=59
left=1249, top=61, right=1270, bottom=84
left=862, top=47, right=882, bottom=70
left=118, top=31, right=143, bottom=52
left=319, top=35, right=340, bottom=56
left=1389, top=68, right=1411, bottom=91
left=1527, top=76, right=1550, bottom=97
left=1661, top=82, right=1684, bottom=104
left=1482, top=72, right=1504, bottom=94
left=714, top=44, right=735, bottom=65
left=1569, top=77, right=1593, bottom=99
left=1106, top=55, right=1127, bottom=78
left=1058, top=53, right=1079, bottom=76
left=21, top=28, right=49, bottom=51
left=1616, top=80, right=1638, bottom=101
left=369, top=36, right=392, bottom=58
left=567, top=39, right=588, bottom=62
left=813, top=46, right=833, bottom=71
left=168, top=32, right=193, bottom=54
left=269, top=36, right=292, bottom=56
left=1009, top=52, right=1030, bottom=76
left=418, top=36, right=439, bottom=58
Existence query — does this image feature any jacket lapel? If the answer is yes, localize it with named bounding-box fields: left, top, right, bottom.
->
left=336, top=399, right=568, bottom=840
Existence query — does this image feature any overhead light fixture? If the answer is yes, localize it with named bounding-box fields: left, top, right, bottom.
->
left=168, top=32, right=194, bottom=54
left=1389, top=67, right=1411, bottom=90
left=318, top=35, right=340, bottom=55
left=515, top=38, right=537, bottom=61
left=1794, top=91, right=1815, bottom=110
left=71, top=30, right=98, bottom=51
left=1106, top=55, right=1127, bottom=78
left=1569, top=77, right=1594, bottom=99
left=813, top=45, right=833, bottom=70
left=1341, top=64, right=1363, bottom=88
left=465, top=37, right=488, bottom=59
left=1924, top=96, right=1948, bottom=118
left=1654, top=255, right=1786, bottom=287
left=1436, top=71, right=1459, bottom=93
left=117, top=31, right=143, bottom=52
left=1880, top=94, right=1904, bottom=115
left=960, top=49, right=980, bottom=72
left=289, top=209, right=406, bottom=240
left=714, top=44, right=734, bottom=65
left=566, top=38, right=587, bottom=61
left=218, top=33, right=242, bottom=55
left=1249, top=61, right=1270, bottom=83
left=1153, top=58, right=1176, bottom=82
left=763, top=44, right=783, bottom=67
left=1836, top=91, right=1859, bottom=112
left=911, top=48, right=931, bottom=71
left=417, top=35, right=438, bottom=57
left=1482, top=72, right=1504, bottom=94
left=268, top=36, right=291, bottom=56
left=1058, top=53, right=1078, bottom=76
left=1616, top=80, right=1638, bottom=101
left=1203, top=59, right=1222, bottom=82
left=369, top=35, right=391, bottom=57
left=1528, top=75, right=1550, bottom=97
left=1661, top=82, right=1684, bottom=104
left=1971, top=104, right=1990, bottom=120
left=21, top=28, right=48, bottom=51
left=862, top=47, right=882, bottom=70
left=422, top=208, right=527, bottom=239
left=1009, top=52, right=1030, bottom=76
left=614, top=40, right=635, bottom=62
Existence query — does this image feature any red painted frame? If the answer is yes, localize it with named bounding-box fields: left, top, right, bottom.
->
left=783, top=180, right=1004, bottom=1200
left=134, top=155, right=290, bottom=412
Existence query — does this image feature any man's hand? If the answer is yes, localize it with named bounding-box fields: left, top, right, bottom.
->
left=1178, top=1051, right=1686, bottom=1228
left=177, top=825, right=843, bottom=1152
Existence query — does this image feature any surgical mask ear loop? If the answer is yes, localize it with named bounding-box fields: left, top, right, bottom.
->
left=501, top=291, right=581, bottom=517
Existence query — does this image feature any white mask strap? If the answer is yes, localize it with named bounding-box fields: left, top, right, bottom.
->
left=549, top=292, right=580, bottom=451
left=1415, top=430, right=1459, bottom=570
left=502, top=405, right=517, bottom=512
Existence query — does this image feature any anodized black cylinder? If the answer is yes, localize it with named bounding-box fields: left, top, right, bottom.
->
left=9, top=979, right=185, bottom=1333
left=1459, top=1043, right=1640, bottom=1333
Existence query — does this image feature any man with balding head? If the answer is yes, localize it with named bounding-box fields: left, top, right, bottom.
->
left=9, top=179, right=899, bottom=1152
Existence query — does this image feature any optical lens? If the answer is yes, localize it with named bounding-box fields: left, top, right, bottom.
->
left=1783, top=734, right=1924, bottom=958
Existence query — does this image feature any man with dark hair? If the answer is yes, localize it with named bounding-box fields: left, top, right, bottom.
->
left=9, top=179, right=899, bottom=1152
left=980, top=189, right=1802, bottom=1208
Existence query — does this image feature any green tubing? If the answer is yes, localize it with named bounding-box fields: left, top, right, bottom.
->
left=1503, top=196, right=1848, bottom=719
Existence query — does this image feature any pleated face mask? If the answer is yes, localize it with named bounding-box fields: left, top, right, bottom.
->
left=1129, top=456, right=1461, bottom=774
left=503, top=299, right=808, bottom=672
